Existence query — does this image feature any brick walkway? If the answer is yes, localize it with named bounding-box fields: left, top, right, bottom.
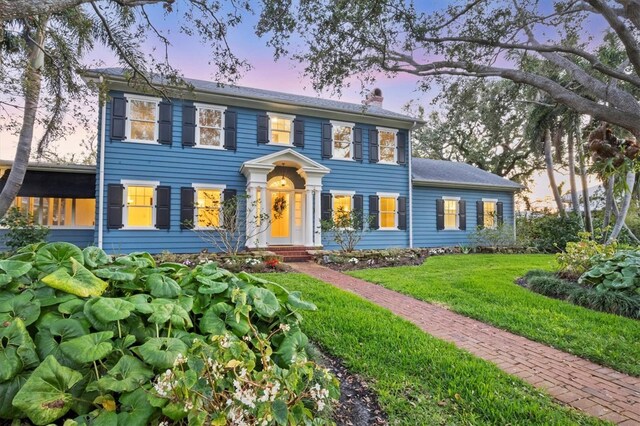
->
left=290, top=262, right=640, bottom=425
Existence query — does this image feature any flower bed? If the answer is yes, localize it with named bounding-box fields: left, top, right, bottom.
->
left=154, top=250, right=290, bottom=273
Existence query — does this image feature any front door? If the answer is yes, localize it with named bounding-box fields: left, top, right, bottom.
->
left=269, top=190, right=292, bottom=245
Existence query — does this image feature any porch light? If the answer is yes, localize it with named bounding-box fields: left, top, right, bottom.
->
left=280, top=163, right=286, bottom=187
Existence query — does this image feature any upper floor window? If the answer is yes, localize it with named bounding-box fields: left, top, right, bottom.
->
left=125, top=94, right=159, bottom=143
left=331, top=121, right=354, bottom=160
left=268, top=113, right=295, bottom=145
left=193, top=185, right=224, bottom=228
left=378, top=128, right=397, bottom=163
left=483, top=199, right=497, bottom=229
left=443, top=197, right=459, bottom=229
left=378, top=192, right=398, bottom=229
left=195, top=104, right=226, bottom=149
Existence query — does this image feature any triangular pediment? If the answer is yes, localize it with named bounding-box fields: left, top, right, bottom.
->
left=240, top=148, right=330, bottom=175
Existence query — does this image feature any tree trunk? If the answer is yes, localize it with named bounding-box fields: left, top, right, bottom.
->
left=607, top=171, right=636, bottom=243
left=567, top=129, right=581, bottom=217
left=603, top=176, right=615, bottom=231
left=544, top=128, right=566, bottom=216
left=576, top=126, right=593, bottom=233
left=0, top=21, right=46, bottom=218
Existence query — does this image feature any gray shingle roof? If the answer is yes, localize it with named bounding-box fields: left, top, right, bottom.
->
left=412, top=158, right=522, bottom=190
left=86, top=68, right=419, bottom=123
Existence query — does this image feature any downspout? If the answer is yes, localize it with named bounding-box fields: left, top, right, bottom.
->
left=408, top=121, right=418, bottom=248
left=97, top=76, right=106, bottom=249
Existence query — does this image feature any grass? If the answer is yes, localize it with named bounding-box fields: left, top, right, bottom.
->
left=349, top=254, right=640, bottom=376
left=259, top=273, right=605, bottom=425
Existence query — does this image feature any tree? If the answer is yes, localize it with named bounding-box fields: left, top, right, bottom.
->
left=0, top=1, right=254, bottom=218
left=412, top=79, right=544, bottom=185
left=320, top=207, right=373, bottom=252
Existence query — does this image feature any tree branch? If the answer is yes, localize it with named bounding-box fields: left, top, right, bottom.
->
left=0, top=0, right=173, bottom=21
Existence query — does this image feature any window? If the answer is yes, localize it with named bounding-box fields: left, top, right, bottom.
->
left=378, top=128, right=397, bottom=163
left=11, top=197, right=95, bottom=227
left=331, top=192, right=354, bottom=222
left=196, top=188, right=222, bottom=228
left=268, top=113, right=294, bottom=145
left=443, top=197, right=459, bottom=229
left=331, top=121, right=354, bottom=160
left=196, top=104, right=225, bottom=148
left=378, top=193, right=398, bottom=229
left=483, top=200, right=497, bottom=229
left=125, top=95, right=159, bottom=143
left=294, top=193, right=303, bottom=226
left=125, top=185, right=155, bottom=227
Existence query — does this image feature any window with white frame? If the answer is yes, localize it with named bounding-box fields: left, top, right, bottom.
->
left=331, top=121, right=354, bottom=160
left=378, top=128, right=397, bottom=163
left=10, top=197, right=96, bottom=227
left=125, top=95, right=159, bottom=143
left=196, top=104, right=226, bottom=148
left=378, top=193, right=398, bottom=229
left=268, top=113, right=294, bottom=145
left=123, top=181, right=158, bottom=228
left=483, top=199, right=497, bottom=229
left=331, top=191, right=354, bottom=223
left=443, top=197, right=459, bottom=229
left=193, top=184, right=224, bottom=228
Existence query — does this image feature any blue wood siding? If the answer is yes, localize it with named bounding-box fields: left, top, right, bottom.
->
left=412, top=185, right=515, bottom=248
left=98, top=91, right=410, bottom=253
left=0, top=229, right=94, bottom=251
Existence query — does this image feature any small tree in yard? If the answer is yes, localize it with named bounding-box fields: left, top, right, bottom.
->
left=0, top=206, right=49, bottom=251
left=190, top=193, right=272, bottom=257
left=321, top=207, right=372, bottom=252
left=469, top=224, right=516, bottom=250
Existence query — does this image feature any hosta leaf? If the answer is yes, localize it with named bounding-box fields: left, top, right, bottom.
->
left=147, top=299, right=192, bottom=329
left=0, top=291, right=41, bottom=326
left=82, top=247, right=111, bottom=268
left=0, top=370, right=29, bottom=419
left=200, top=307, right=227, bottom=335
left=196, top=275, right=229, bottom=294
left=287, top=291, right=317, bottom=311
left=0, top=318, right=39, bottom=381
left=35, top=242, right=85, bottom=274
left=116, top=254, right=154, bottom=268
left=58, top=298, right=86, bottom=315
left=59, top=331, right=114, bottom=363
left=93, top=267, right=137, bottom=282
left=0, top=260, right=32, bottom=278
left=90, top=355, right=154, bottom=393
left=128, top=294, right=153, bottom=314
left=90, top=297, right=135, bottom=323
left=93, top=409, right=118, bottom=426
left=132, top=337, right=188, bottom=369
left=0, top=274, right=12, bottom=287
left=147, top=273, right=181, bottom=298
left=35, top=318, right=88, bottom=366
left=42, top=258, right=108, bottom=297
left=162, top=401, right=188, bottom=421
left=275, top=331, right=308, bottom=367
left=12, top=355, right=83, bottom=425
left=248, top=287, right=280, bottom=317
left=118, top=387, right=155, bottom=426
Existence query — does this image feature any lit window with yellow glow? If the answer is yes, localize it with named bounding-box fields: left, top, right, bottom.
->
left=294, top=193, right=303, bottom=226
left=270, top=115, right=293, bottom=144
left=444, top=200, right=458, bottom=229
left=127, top=97, right=158, bottom=142
left=196, top=189, right=221, bottom=228
left=126, top=186, right=154, bottom=227
left=333, top=195, right=352, bottom=222
left=379, top=196, right=397, bottom=229
left=197, top=105, right=225, bottom=148
left=484, top=201, right=496, bottom=228
left=11, top=197, right=95, bottom=227
left=378, top=129, right=397, bottom=163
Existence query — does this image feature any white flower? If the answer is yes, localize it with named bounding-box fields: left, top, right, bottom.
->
left=173, top=353, right=188, bottom=367
left=279, top=323, right=290, bottom=332
left=183, top=400, right=194, bottom=412
left=348, top=257, right=359, bottom=264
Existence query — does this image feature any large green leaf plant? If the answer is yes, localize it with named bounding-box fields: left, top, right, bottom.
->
left=0, top=242, right=337, bottom=425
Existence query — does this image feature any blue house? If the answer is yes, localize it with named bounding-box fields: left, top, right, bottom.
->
left=0, top=69, right=521, bottom=253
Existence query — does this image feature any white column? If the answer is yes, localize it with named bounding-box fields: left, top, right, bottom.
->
left=313, top=187, right=321, bottom=247
left=259, top=185, right=268, bottom=248
left=304, top=189, right=314, bottom=247
left=245, top=184, right=257, bottom=249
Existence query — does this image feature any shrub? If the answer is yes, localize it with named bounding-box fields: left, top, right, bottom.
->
left=527, top=274, right=578, bottom=299
left=0, top=206, right=49, bottom=251
left=580, top=249, right=640, bottom=295
left=516, top=213, right=583, bottom=252
left=556, top=232, right=618, bottom=275
left=469, top=224, right=516, bottom=248
left=320, top=208, right=373, bottom=252
left=0, top=242, right=337, bottom=425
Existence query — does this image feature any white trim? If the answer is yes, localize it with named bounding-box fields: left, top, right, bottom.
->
left=48, top=226, right=95, bottom=230
left=330, top=190, right=356, bottom=196
left=194, top=103, right=226, bottom=149
left=121, top=180, right=159, bottom=229
left=192, top=183, right=227, bottom=190
left=442, top=197, right=460, bottom=230
left=482, top=198, right=498, bottom=202
left=267, top=112, right=296, bottom=120
left=442, top=196, right=461, bottom=201
left=330, top=121, right=354, bottom=160
left=377, top=192, right=400, bottom=198
left=123, top=94, right=161, bottom=144
left=121, top=179, right=160, bottom=187
left=98, top=93, right=106, bottom=248
left=377, top=192, right=399, bottom=230
left=266, top=112, right=296, bottom=146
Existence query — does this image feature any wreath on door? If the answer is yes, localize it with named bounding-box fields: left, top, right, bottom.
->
left=273, top=195, right=287, bottom=219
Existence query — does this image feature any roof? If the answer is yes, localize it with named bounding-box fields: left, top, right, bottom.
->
left=84, top=68, right=419, bottom=124
left=0, top=160, right=95, bottom=174
left=411, top=158, right=522, bottom=191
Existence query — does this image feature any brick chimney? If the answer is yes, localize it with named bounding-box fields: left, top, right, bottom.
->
left=363, top=88, right=383, bottom=108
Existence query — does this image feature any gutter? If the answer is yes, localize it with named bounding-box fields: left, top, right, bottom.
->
left=411, top=179, right=522, bottom=192
left=97, top=77, right=106, bottom=249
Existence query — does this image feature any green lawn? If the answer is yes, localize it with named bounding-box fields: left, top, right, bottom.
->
left=349, top=254, right=640, bottom=376
left=260, top=273, right=604, bottom=425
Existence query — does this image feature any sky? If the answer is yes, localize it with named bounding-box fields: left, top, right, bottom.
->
left=0, top=1, right=605, bottom=206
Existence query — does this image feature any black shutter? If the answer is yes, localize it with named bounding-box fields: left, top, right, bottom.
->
left=321, top=122, right=332, bottom=159
left=158, top=101, right=173, bottom=145
left=497, top=201, right=504, bottom=225
left=369, top=129, right=379, bottom=163
left=321, top=193, right=332, bottom=222
left=353, top=127, right=363, bottom=161
left=293, top=118, right=304, bottom=148
left=369, top=195, right=379, bottom=230
left=257, top=114, right=269, bottom=144
left=155, top=186, right=171, bottom=229
left=398, top=196, right=407, bottom=230
left=436, top=199, right=445, bottom=231
left=224, top=110, right=237, bottom=151
left=182, top=104, right=196, bottom=147
left=111, top=96, right=126, bottom=140
left=458, top=200, right=466, bottom=231
left=353, top=194, right=364, bottom=229
left=107, top=184, right=124, bottom=229
left=476, top=200, right=485, bottom=229
left=180, top=187, right=195, bottom=229
left=222, top=189, right=237, bottom=229
left=397, top=131, right=407, bottom=165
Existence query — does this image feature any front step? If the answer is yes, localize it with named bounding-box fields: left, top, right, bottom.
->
left=267, top=246, right=312, bottom=262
